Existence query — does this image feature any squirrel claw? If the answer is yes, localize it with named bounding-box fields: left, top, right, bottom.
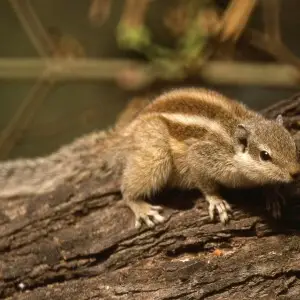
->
left=207, top=196, right=231, bottom=224
left=266, top=198, right=282, bottom=219
left=142, top=216, right=155, bottom=228
left=135, top=210, right=165, bottom=229
left=127, top=200, right=165, bottom=229
left=149, top=210, right=165, bottom=224
left=265, top=188, right=286, bottom=219
left=135, top=219, right=142, bottom=229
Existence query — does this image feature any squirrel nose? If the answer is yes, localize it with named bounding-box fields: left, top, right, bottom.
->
left=290, top=170, right=300, bottom=180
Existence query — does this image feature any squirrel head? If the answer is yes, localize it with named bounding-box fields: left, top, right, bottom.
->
left=233, top=114, right=300, bottom=185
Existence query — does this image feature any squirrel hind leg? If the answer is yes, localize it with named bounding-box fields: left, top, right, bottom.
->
left=125, top=200, right=164, bottom=228
left=122, top=153, right=171, bottom=228
left=121, top=116, right=173, bottom=228
left=121, top=148, right=172, bottom=228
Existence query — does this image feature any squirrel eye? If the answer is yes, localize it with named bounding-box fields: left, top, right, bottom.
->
left=260, top=151, right=271, bottom=161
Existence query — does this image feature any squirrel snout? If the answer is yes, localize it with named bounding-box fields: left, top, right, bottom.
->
left=290, top=169, right=300, bottom=180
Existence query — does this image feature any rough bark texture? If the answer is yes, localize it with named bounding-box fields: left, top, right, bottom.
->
left=2, top=94, right=300, bottom=299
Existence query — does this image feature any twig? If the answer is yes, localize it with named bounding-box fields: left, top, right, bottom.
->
left=246, top=29, right=300, bottom=69
left=262, top=0, right=281, bottom=41
left=244, top=0, right=300, bottom=70
left=120, top=0, right=151, bottom=27
left=0, top=58, right=299, bottom=87
left=0, top=58, right=147, bottom=80
left=6, top=0, right=56, bottom=157
left=8, top=0, right=54, bottom=57
left=200, top=61, right=300, bottom=86
left=88, top=0, right=112, bottom=26
left=0, top=75, right=53, bottom=159
left=218, top=0, right=258, bottom=42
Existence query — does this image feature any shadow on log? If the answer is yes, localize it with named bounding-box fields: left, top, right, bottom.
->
left=2, top=94, right=300, bottom=299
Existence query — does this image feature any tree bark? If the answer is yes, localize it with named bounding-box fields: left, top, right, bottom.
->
left=2, top=94, right=300, bottom=299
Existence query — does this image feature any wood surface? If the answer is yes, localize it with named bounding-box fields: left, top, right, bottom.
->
left=2, top=94, right=300, bottom=299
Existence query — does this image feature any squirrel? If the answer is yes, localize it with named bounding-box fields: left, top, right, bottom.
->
left=0, top=89, right=299, bottom=229
left=104, top=88, right=300, bottom=228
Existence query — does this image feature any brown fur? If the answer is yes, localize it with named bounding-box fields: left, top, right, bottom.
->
left=118, top=88, right=300, bottom=228
left=159, top=116, right=209, bottom=141
left=115, top=97, right=150, bottom=130
left=142, top=88, right=257, bottom=132
left=0, top=88, right=297, bottom=229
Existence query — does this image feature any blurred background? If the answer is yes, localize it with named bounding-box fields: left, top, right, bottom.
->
left=0, top=0, right=300, bottom=159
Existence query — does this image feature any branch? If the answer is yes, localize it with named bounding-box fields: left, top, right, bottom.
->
left=0, top=77, right=53, bottom=159
left=218, top=0, right=258, bottom=42
left=6, top=0, right=57, bottom=158
left=120, top=0, right=151, bottom=27
left=262, top=0, right=281, bottom=41
left=0, top=58, right=299, bottom=87
left=8, top=0, right=55, bottom=57
left=200, top=61, right=300, bottom=86
left=246, top=29, right=300, bottom=69
left=88, top=0, right=112, bottom=26
left=0, top=58, right=149, bottom=81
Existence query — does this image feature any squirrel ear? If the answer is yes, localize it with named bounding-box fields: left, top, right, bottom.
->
left=276, top=114, right=283, bottom=126
left=235, top=124, right=249, bottom=149
left=236, top=124, right=249, bottom=138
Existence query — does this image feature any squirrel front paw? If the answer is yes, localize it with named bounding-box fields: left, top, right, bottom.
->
left=266, top=198, right=282, bottom=219
left=126, top=200, right=165, bottom=229
left=265, top=190, right=285, bottom=219
left=206, top=195, right=232, bottom=224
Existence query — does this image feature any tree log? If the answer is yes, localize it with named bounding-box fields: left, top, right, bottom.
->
left=2, top=95, right=300, bottom=299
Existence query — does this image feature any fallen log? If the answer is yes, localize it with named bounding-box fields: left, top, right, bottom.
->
left=1, top=94, right=300, bottom=299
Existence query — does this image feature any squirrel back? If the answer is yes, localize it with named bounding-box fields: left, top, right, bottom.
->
left=125, top=88, right=299, bottom=187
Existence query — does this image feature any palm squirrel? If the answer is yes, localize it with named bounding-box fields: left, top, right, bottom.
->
left=104, top=88, right=300, bottom=228
left=0, top=89, right=299, bottom=229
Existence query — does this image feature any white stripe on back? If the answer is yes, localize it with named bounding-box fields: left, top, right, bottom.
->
left=160, top=113, right=230, bottom=141
left=123, top=111, right=231, bottom=143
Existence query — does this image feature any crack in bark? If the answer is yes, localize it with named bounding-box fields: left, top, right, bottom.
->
left=199, top=270, right=300, bottom=299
